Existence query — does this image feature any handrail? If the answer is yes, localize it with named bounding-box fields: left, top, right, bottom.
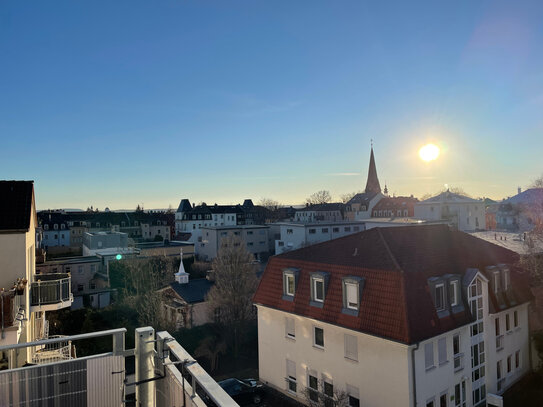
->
left=0, top=327, right=127, bottom=352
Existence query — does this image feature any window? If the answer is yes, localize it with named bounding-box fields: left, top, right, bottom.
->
left=346, top=384, right=360, bottom=407
left=314, top=327, right=324, bottom=348
left=89, top=282, right=96, bottom=290
left=285, top=317, right=295, bottom=339
left=65, top=266, right=71, bottom=273
left=286, top=360, right=296, bottom=393
left=78, top=266, right=83, bottom=273
left=343, top=279, right=361, bottom=311
left=313, top=278, right=324, bottom=302
left=503, top=269, right=510, bottom=290
left=506, top=314, right=511, bottom=332
left=354, top=226, right=359, bottom=232
left=493, top=272, right=501, bottom=293
left=426, top=400, right=435, bottom=407
left=515, top=350, right=520, bottom=369
left=453, top=334, right=463, bottom=371
left=44, top=224, right=49, bottom=230
left=438, top=338, right=447, bottom=365
left=247, top=231, right=253, bottom=235
left=321, top=228, right=328, bottom=233
left=425, top=342, right=435, bottom=370
left=287, top=229, right=293, bottom=234
left=323, top=380, right=334, bottom=407
left=77, top=284, right=84, bottom=292
left=344, top=227, right=351, bottom=232
left=449, top=280, right=459, bottom=306
left=283, top=271, right=296, bottom=297
left=54, top=224, right=58, bottom=230
left=439, top=393, right=447, bottom=407
left=308, top=373, right=319, bottom=402
left=435, top=283, right=445, bottom=310
left=309, top=229, right=316, bottom=234
left=344, top=334, right=358, bottom=361
left=495, top=318, right=500, bottom=335
left=333, top=227, right=339, bottom=233
left=514, top=310, right=518, bottom=328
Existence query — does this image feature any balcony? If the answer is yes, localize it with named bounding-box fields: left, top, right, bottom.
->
left=30, top=273, right=73, bottom=312
left=1, top=285, right=26, bottom=347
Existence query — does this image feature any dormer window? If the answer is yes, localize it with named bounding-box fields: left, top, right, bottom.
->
left=310, top=271, right=330, bottom=307
left=54, top=224, right=58, bottom=230
left=61, top=224, right=65, bottom=230
left=313, top=278, right=324, bottom=302
left=342, top=276, right=365, bottom=315
left=435, top=283, right=445, bottom=310
left=503, top=268, right=510, bottom=291
left=282, top=268, right=299, bottom=301
left=44, top=224, right=49, bottom=230
left=449, top=280, right=459, bottom=307
left=493, top=272, right=501, bottom=293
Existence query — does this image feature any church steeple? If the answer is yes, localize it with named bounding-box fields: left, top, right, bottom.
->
left=364, top=146, right=381, bottom=194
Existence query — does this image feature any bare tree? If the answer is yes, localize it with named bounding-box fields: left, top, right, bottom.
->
left=258, top=198, right=280, bottom=211
left=306, top=190, right=332, bottom=205
left=206, top=236, right=258, bottom=356
left=340, top=191, right=361, bottom=204
left=300, top=378, right=350, bottom=407
left=531, top=174, right=543, bottom=188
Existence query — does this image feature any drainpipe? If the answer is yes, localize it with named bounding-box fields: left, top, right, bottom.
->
left=411, top=342, right=420, bottom=407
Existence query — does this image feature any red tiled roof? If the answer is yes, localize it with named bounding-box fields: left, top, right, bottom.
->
left=372, top=196, right=418, bottom=216
left=253, top=225, right=532, bottom=344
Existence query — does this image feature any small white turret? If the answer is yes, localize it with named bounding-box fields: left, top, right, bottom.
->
left=174, top=248, right=189, bottom=284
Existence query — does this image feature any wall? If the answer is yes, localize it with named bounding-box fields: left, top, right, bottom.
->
left=257, top=306, right=412, bottom=407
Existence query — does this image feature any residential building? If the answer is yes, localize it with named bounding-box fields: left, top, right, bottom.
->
left=414, top=190, right=486, bottom=231
left=496, top=188, right=543, bottom=232
left=82, top=231, right=128, bottom=255
left=254, top=225, right=531, bottom=407
left=344, top=147, right=384, bottom=221
left=198, top=225, right=269, bottom=261
left=295, top=203, right=345, bottom=223
left=39, top=212, right=71, bottom=248
left=175, top=200, right=245, bottom=243
left=371, top=196, right=418, bottom=218
left=0, top=181, right=72, bottom=368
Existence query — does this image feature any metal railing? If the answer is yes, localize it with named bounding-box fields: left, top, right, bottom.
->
left=32, top=335, right=73, bottom=364
left=31, top=274, right=71, bottom=306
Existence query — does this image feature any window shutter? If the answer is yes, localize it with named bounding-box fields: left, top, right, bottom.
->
left=346, top=283, right=358, bottom=307
left=286, top=359, right=296, bottom=378
left=438, top=338, right=447, bottom=364
left=344, top=334, right=358, bottom=361
left=425, top=343, right=434, bottom=369
left=285, top=317, right=295, bottom=337
left=346, top=384, right=359, bottom=399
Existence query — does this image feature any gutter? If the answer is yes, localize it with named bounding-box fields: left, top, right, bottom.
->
left=411, top=342, right=419, bottom=407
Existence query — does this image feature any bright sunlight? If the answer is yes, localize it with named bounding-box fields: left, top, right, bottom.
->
left=419, top=143, right=440, bottom=162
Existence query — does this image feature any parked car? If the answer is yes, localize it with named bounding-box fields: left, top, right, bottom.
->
left=218, top=378, right=264, bottom=405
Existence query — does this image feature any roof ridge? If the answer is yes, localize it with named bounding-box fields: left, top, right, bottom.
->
left=376, top=228, right=402, bottom=272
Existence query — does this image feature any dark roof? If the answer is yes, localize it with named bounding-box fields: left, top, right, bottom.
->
left=503, top=188, right=543, bottom=205
left=177, top=199, right=192, bottom=213
left=170, top=279, right=214, bottom=303
left=420, top=190, right=480, bottom=203
left=0, top=181, right=34, bottom=231
left=372, top=197, right=418, bottom=211
left=364, top=147, right=381, bottom=195
left=347, top=191, right=378, bottom=205
left=253, top=224, right=532, bottom=344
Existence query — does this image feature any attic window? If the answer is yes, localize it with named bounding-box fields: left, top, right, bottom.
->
left=310, top=272, right=330, bottom=307
left=282, top=269, right=299, bottom=301
left=342, top=276, right=365, bottom=315
left=493, top=272, right=501, bottom=293
left=435, top=283, right=445, bottom=310
left=449, top=280, right=459, bottom=307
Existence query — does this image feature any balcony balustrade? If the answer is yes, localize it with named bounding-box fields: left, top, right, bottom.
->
left=30, top=273, right=73, bottom=311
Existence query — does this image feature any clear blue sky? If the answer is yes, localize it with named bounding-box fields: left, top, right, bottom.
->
left=1, top=1, right=542, bottom=209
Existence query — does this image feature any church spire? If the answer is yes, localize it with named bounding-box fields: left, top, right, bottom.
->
left=364, top=146, right=381, bottom=194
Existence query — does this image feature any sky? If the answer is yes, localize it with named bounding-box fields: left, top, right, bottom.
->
left=1, top=1, right=543, bottom=210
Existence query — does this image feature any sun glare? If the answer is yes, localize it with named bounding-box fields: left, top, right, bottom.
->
left=419, top=143, right=440, bottom=162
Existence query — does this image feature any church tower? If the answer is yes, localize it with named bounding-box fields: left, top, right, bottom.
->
left=364, top=147, right=381, bottom=195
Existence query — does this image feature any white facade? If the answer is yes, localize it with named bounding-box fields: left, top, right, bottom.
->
left=198, top=225, right=269, bottom=261
left=414, top=192, right=486, bottom=232
left=274, top=222, right=366, bottom=254
left=256, top=269, right=530, bottom=407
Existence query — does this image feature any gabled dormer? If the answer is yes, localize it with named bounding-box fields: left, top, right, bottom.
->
left=428, top=273, right=465, bottom=318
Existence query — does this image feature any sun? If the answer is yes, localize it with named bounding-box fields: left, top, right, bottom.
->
left=419, top=143, right=440, bottom=162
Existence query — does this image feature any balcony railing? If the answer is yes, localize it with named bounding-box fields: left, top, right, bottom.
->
left=31, top=273, right=71, bottom=307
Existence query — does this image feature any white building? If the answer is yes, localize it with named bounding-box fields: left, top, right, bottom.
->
left=254, top=225, right=531, bottom=407
left=198, top=225, right=269, bottom=261
left=414, top=190, right=486, bottom=231
left=294, top=203, right=345, bottom=223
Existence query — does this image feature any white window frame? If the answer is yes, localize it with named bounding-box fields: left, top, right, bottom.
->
left=313, top=277, right=325, bottom=302
left=450, top=280, right=459, bottom=306
left=435, top=283, right=445, bottom=310
left=344, top=281, right=359, bottom=310
left=284, top=271, right=296, bottom=297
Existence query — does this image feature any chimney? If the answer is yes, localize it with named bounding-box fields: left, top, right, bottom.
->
left=518, top=187, right=521, bottom=195
left=174, top=248, right=189, bottom=284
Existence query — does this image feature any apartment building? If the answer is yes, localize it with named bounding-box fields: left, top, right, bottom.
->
left=414, top=190, right=486, bottom=231
left=0, top=181, right=72, bottom=368
left=254, top=225, right=531, bottom=407
left=198, top=225, right=269, bottom=261
left=295, top=203, right=345, bottom=223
